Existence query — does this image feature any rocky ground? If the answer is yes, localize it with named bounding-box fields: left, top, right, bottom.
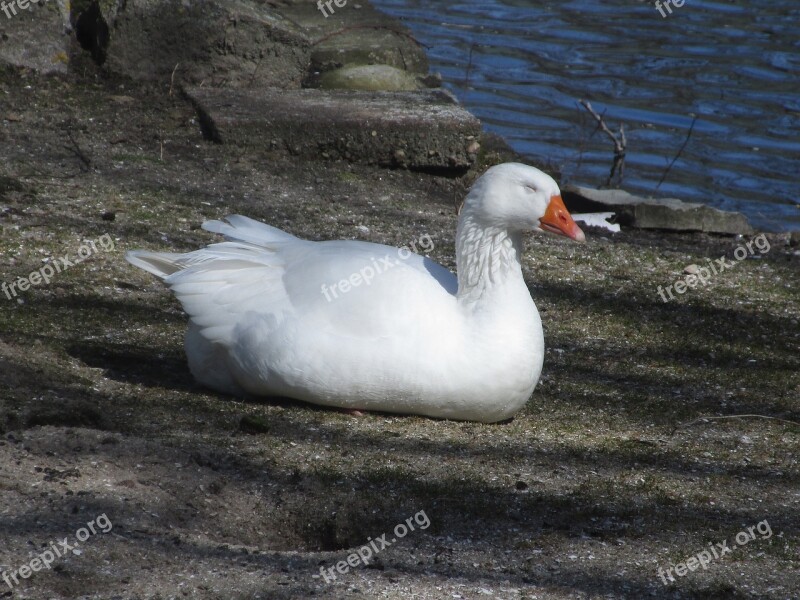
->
left=1, top=9, right=799, bottom=600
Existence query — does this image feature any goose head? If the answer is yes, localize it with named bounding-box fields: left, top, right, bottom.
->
left=462, top=162, right=585, bottom=241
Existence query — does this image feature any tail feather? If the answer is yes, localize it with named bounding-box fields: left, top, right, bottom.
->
left=125, top=218, right=294, bottom=345
left=126, top=214, right=297, bottom=280
left=202, top=215, right=298, bottom=246
left=125, top=251, right=187, bottom=279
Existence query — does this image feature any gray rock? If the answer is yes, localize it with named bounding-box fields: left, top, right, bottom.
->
left=276, top=1, right=428, bottom=77
left=0, top=0, right=72, bottom=74
left=185, top=87, right=481, bottom=171
left=71, top=0, right=310, bottom=88
left=319, top=64, right=422, bottom=91
left=68, top=0, right=429, bottom=91
left=562, top=185, right=754, bottom=235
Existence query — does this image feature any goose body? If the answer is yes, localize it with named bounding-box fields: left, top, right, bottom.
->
left=126, top=163, right=584, bottom=422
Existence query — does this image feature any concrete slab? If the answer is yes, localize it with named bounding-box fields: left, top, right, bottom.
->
left=563, top=184, right=754, bottom=235
left=185, top=87, right=482, bottom=171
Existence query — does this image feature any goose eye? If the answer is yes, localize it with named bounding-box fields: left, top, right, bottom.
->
left=524, top=185, right=537, bottom=194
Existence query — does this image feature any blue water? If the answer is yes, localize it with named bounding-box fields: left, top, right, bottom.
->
left=373, top=0, right=800, bottom=232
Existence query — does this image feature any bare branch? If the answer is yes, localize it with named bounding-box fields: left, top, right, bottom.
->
left=579, top=99, right=627, bottom=186
left=169, top=63, right=180, bottom=97
left=66, top=130, right=91, bottom=171
left=580, top=100, right=626, bottom=155
left=657, top=115, right=697, bottom=190
left=465, top=43, right=479, bottom=86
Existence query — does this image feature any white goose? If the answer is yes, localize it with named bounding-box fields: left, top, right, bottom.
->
left=126, top=163, right=584, bottom=423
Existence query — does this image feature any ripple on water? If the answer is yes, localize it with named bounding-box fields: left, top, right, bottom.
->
left=373, top=0, right=800, bottom=231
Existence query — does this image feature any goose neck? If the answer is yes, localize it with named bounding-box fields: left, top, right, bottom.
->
left=455, top=212, right=523, bottom=304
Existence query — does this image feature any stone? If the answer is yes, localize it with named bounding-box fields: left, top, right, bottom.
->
left=684, top=264, right=699, bottom=275
left=67, top=0, right=431, bottom=93
left=0, top=0, right=72, bottom=74
left=185, top=87, right=482, bottom=171
left=71, top=0, right=310, bottom=88
left=319, top=64, right=422, bottom=91
left=276, top=1, right=428, bottom=77
left=562, top=185, right=754, bottom=235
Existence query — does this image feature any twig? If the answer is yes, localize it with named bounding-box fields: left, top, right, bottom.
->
left=169, top=63, right=180, bottom=97
left=66, top=131, right=91, bottom=171
left=574, top=101, right=587, bottom=172
left=671, top=414, right=800, bottom=436
left=579, top=100, right=627, bottom=186
left=248, top=57, right=262, bottom=88
left=465, top=43, right=478, bottom=86
left=580, top=100, right=625, bottom=154
left=657, top=115, right=697, bottom=189
left=454, top=188, right=464, bottom=216
left=616, top=124, right=626, bottom=182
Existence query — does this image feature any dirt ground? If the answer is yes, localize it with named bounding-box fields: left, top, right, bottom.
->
left=0, top=67, right=798, bottom=600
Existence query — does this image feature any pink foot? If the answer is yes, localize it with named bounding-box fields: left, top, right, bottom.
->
left=340, top=408, right=365, bottom=417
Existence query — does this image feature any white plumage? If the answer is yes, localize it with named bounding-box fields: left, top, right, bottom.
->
left=126, top=163, right=584, bottom=422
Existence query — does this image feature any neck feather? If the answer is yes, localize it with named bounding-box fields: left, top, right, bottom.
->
left=455, top=211, right=523, bottom=304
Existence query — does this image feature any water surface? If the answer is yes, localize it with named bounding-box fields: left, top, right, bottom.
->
left=373, top=0, right=800, bottom=232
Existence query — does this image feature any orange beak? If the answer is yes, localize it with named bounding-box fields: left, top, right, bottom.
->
left=539, top=195, right=585, bottom=242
